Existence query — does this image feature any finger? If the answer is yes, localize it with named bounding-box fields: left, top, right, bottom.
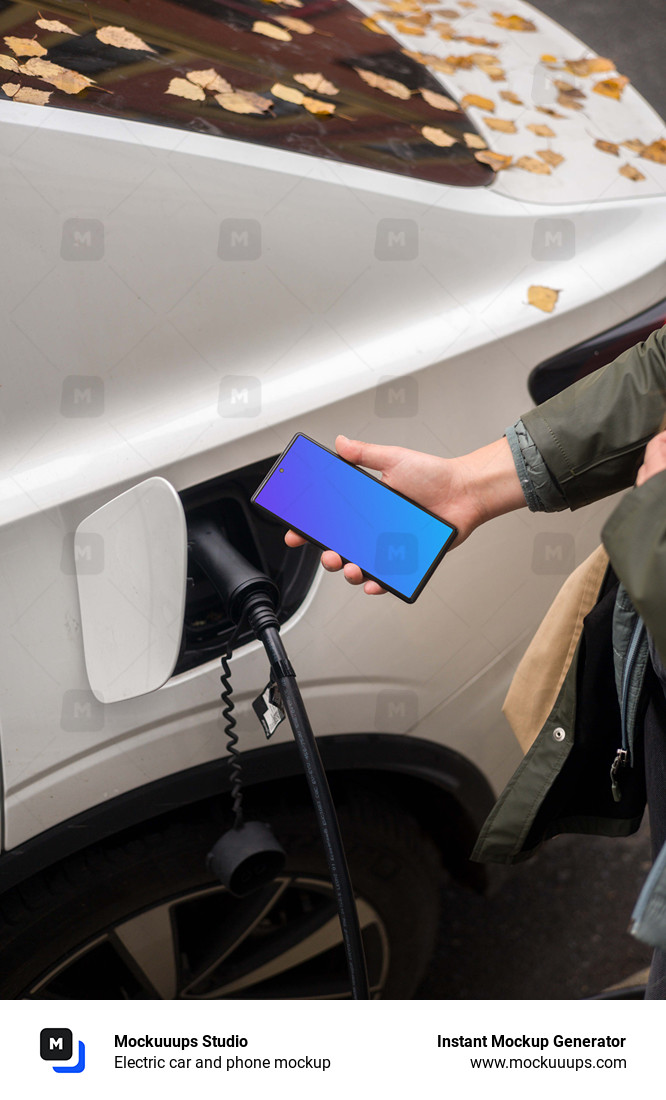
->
left=321, top=550, right=343, bottom=571
left=343, top=562, right=365, bottom=585
left=284, top=529, right=306, bottom=547
left=335, top=434, right=400, bottom=475
left=364, top=580, right=387, bottom=595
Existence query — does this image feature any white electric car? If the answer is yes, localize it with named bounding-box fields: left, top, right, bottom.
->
left=0, top=0, right=665, bottom=998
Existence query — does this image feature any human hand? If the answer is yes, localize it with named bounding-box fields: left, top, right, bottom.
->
left=284, top=433, right=525, bottom=595
left=636, top=430, right=666, bottom=487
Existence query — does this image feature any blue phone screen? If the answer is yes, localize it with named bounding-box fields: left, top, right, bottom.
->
left=253, top=435, right=455, bottom=599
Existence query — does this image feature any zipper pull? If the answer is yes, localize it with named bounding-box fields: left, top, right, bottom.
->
left=610, top=748, right=628, bottom=802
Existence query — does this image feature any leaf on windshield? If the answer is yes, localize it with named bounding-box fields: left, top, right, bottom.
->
left=461, top=93, right=494, bottom=112
left=21, top=58, right=95, bottom=93
left=14, top=85, right=51, bottom=103
left=4, top=36, right=46, bottom=57
left=564, top=57, right=614, bottom=77
left=527, top=123, right=555, bottom=137
left=491, top=11, right=536, bottom=31
left=593, top=76, right=629, bottom=99
left=474, top=150, right=512, bottom=169
left=215, top=90, right=272, bottom=114
left=35, top=18, right=78, bottom=34
left=594, top=139, right=619, bottom=155
left=354, top=68, right=412, bottom=99
left=463, top=131, right=487, bottom=148
left=187, top=69, right=233, bottom=93
left=528, top=286, right=559, bottom=312
left=294, top=72, right=339, bottom=95
left=272, top=82, right=304, bottom=104
left=516, top=155, right=551, bottom=174
left=1, top=81, right=19, bottom=95
left=500, top=90, right=523, bottom=105
left=0, top=54, right=20, bottom=71
left=640, top=138, right=666, bottom=164
left=421, top=125, right=458, bottom=146
left=275, top=15, right=314, bottom=33
left=420, top=87, right=458, bottom=110
left=303, top=96, right=336, bottom=115
left=619, top=162, right=646, bottom=181
left=166, top=77, right=206, bottom=101
left=536, top=149, right=564, bottom=166
left=96, top=26, right=156, bottom=51
left=483, top=116, right=516, bottom=132
left=252, top=20, right=292, bottom=40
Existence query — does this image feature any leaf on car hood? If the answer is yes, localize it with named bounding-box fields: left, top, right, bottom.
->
left=215, top=90, right=273, bottom=114
left=527, top=123, right=555, bottom=137
left=619, top=162, right=646, bottom=181
left=516, top=155, right=551, bottom=174
left=361, top=17, right=389, bottom=33
left=421, top=125, right=458, bottom=146
left=275, top=15, right=314, bottom=33
left=0, top=54, right=20, bottom=71
left=354, top=68, right=412, bottom=99
left=463, top=131, right=487, bottom=148
left=564, top=56, right=614, bottom=76
left=500, top=90, right=523, bottom=105
left=483, top=116, right=516, bottom=132
left=35, top=18, right=78, bottom=34
left=294, top=72, right=339, bottom=95
left=21, top=58, right=96, bottom=93
left=622, top=138, right=646, bottom=154
left=13, top=85, right=51, bottom=103
left=1, top=81, right=19, bottom=95
left=252, top=20, right=292, bottom=40
left=303, top=95, right=336, bottom=115
left=593, top=75, right=629, bottom=100
left=4, top=36, right=46, bottom=57
left=460, top=93, right=494, bottom=112
left=474, top=149, right=512, bottom=169
left=166, top=77, right=206, bottom=101
left=536, top=148, right=564, bottom=166
left=528, top=285, right=559, bottom=312
left=96, top=26, right=156, bottom=51
left=594, top=139, right=619, bottom=155
left=186, top=69, right=233, bottom=93
left=640, top=138, right=666, bottom=164
left=491, top=11, right=536, bottom=31
left=420, top=87, right=458, bottom=110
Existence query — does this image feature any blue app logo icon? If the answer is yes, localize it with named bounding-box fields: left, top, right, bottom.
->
left=40, top=1029, right=86, bottom=1073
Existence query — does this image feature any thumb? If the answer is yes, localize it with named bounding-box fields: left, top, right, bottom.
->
left=335, top=434, right=399, bottom=474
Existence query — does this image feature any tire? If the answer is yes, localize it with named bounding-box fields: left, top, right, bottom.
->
left=0, top=791, right=442, bottom=999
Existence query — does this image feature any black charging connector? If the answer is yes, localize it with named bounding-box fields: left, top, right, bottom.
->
left=187, top=517, right=370, bottom=1000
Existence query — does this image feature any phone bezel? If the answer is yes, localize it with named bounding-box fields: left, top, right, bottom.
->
left=250, top=433, right=458, bottom=603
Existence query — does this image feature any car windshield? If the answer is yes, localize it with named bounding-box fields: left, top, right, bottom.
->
left=0, top=0, right=492, bottom=186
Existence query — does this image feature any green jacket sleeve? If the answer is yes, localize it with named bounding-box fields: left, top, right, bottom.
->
left=521, top=326, right=666, bottom=510
left=601, top=469, right=666, bottom=666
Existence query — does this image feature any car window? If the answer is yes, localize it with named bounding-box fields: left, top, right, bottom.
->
left=0, top=0, right=492, bottom=186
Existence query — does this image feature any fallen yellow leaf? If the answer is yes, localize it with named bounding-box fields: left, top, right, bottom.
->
left=96, top=25, right=156, bottom=51
left=361, top=17, right=389, bottom=33
left=557, top=91, right=584, bottom=111
left=461, top=93, right=494, bottom=112
left=302, top=96, right=336, bottom=115
left=35, top=18, right=78, bottom=34
left=1, top=81, right=19, bottom=95
left=540, top=53, right=557, bottom=62
left=14, top=85, right=51, bottom=104
left=420, top=87, right=458, bottom=110
left=564, top=57, right=614, bottom=77
left=421, top=124, right=458, bottom=146
left=527, top=123, right=555, bottom=137
left=536, top=148, right=564, bottom=166
left=271, top=82, right=304, bottom=104
left=463, top=131, right=487, bottom=148
left=215, top=90, right=272, bottom=114
left=474, top=150, right=512, bottom=169
left=516, top=155, right=551, bottom=174
left=294, top=72, right=339, bottom=95
left=621, top=138, right=646, bottom=154
left=166, top=77, right=205, bottom=101
left=483, top=116, right=517, bottom=132
left=354, top=68, right=412, bottom=99
left=4, top=36, right=46, bottom=57
left=186, top=69, right=233, bottom=93
left=536, top=106, right=566, bottom=118
left=21, top=58, right=95, bottom=94
left=619, top=162, right=646, bottom=181
left=252, top=20, right=292, bottom=40
left=594, top=139, right=619, bottom=156
left=492, top=11, right=536, bottom=30
left=275, top=15, right=313, bottom=33
left=592, top=76, right=629, bottom=100
left=395, top=19, right=426, bottom=33
left=640, top=138, right=666, bottom=164
left=528, top=285, right=559, bottom=312
left=500, top=90, right=523, bottom=105
left=0, top=54, right=20, bottom=72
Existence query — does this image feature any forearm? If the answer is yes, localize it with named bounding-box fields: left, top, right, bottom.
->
left=459, top=436, right=528, bottom=524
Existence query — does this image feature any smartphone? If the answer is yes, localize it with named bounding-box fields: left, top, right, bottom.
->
left=251, top=433, right=457, bottom=602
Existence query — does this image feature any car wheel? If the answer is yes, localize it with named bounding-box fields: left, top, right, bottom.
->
left=0, top=791, right=442, bottom=998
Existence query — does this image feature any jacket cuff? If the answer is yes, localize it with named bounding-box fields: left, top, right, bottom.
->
left=505, top=419, right=568, bottom=513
